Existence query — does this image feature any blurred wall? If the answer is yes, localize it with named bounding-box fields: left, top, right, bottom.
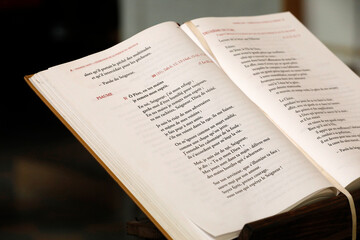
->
left=119, top=0, right=282, bottom=40
left=304, top=0, right=360, bottom=72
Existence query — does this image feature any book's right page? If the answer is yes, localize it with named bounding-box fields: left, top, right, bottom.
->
left=188, top=12, right=360, bottom=190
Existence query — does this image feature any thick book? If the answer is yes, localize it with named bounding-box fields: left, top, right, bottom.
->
left=25, top=12, right=360, bottom=240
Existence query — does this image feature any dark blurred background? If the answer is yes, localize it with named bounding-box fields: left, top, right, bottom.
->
left=0, top=0, right=359, bottom=239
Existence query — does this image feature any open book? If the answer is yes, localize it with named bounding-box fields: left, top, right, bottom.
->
left=25, top=12, right=360, bottom=240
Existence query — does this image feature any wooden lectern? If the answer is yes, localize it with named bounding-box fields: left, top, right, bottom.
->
left=127, top=189, right=360, bottom=240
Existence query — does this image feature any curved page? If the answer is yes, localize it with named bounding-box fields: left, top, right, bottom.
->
left=30, top=21, right=334, bottom=239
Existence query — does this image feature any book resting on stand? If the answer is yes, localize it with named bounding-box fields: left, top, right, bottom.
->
left=25, top=12, right=360, bottom=240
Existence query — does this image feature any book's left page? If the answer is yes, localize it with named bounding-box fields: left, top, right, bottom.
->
left=28, top=22, right=334, bottom=240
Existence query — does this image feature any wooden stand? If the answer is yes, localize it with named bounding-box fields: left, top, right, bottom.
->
left=127, top=189, right=360, bottom=240
left=239, top=189, right=359, bottom=240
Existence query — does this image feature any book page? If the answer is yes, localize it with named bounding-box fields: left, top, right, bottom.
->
left=181, top=23, right=217, bottom=64
left=190, top=12, right=360, bottom=190
left=30, top=21, right=333, bottom=239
